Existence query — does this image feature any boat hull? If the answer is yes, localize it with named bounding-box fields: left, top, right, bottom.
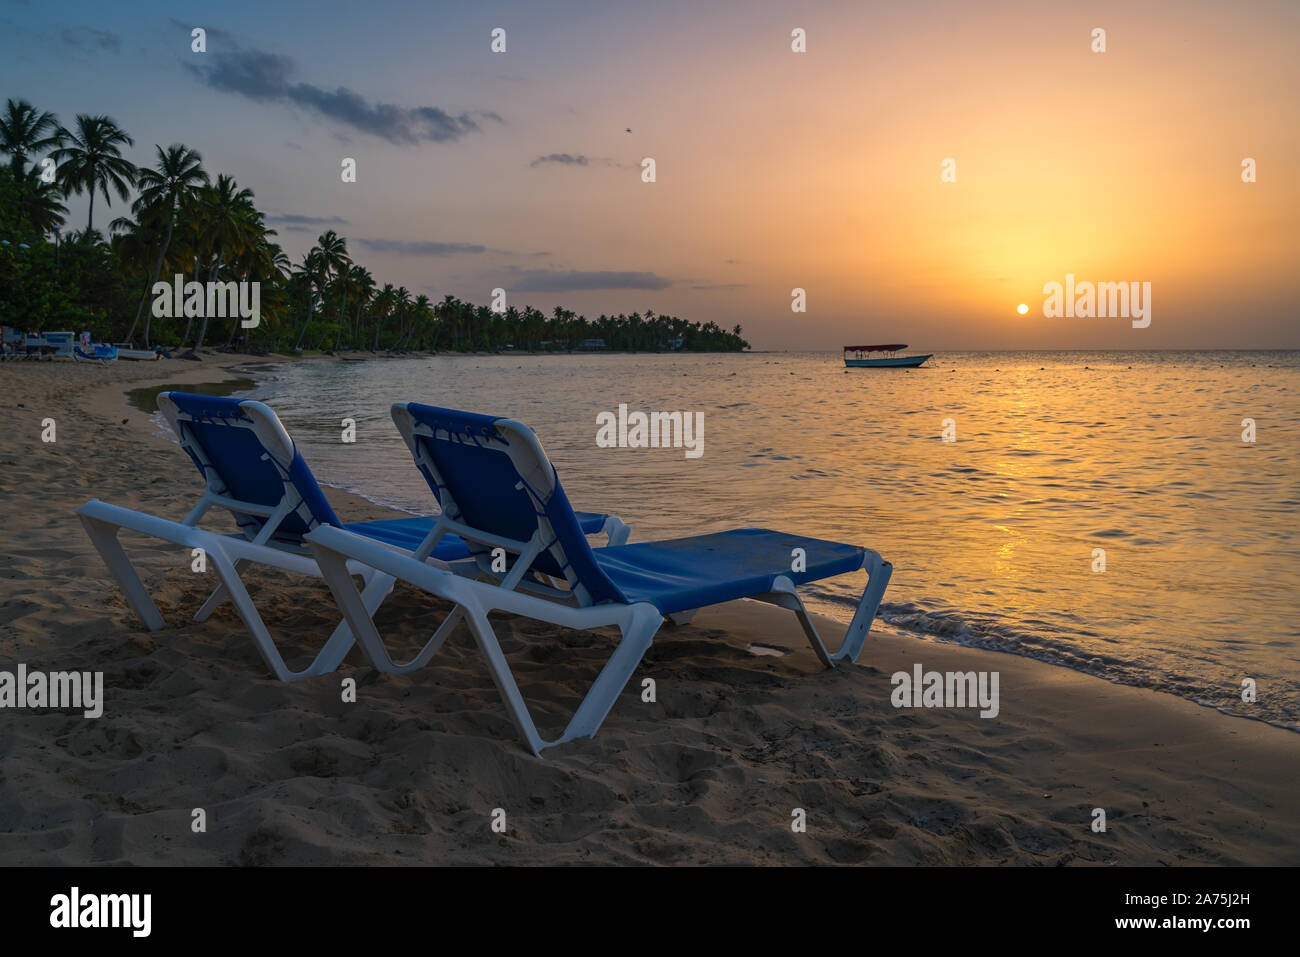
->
left=845, top=354, right=932, bottom=368
left=115, top=348, right=159, bottom=360
left=74, top=345, right=117, bottom=363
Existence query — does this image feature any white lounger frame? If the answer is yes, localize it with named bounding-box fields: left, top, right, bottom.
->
left=308, top=524, right=891, bottom=756
left=75, top=392, right=425, bottom=681
left=78, top=496, right=393, bottom=681
left=75, top=395, right=630, bottom=682
left=305, top=409, right=893, bottom=755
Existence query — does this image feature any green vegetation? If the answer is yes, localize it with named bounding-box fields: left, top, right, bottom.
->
left=0, top=98, right=749, bottom=354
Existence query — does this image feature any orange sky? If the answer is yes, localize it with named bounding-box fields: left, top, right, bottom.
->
left=9, top=0, right=1298, bottom=348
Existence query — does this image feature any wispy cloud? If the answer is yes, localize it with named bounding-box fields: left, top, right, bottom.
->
left=508, top=270, right=672, bottom=292
left=692, top=282, right=747, bottom=291
left=263, top=211, right=348, bottom=224
left=358, top=238, right=488, bottom=256
left=186, top=47, right=500, bottom=145
left=266, top=213, right=349, bottom=225
left=529, top=153, right=625, bottom=169
left=530, top=153, right=590, bottom=168
left=60, top=26, right=120, bottom=53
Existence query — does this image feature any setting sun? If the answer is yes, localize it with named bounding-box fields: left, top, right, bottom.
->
left=1017, top=303, right=1029, bottom=315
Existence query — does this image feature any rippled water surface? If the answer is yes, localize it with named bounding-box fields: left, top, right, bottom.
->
left=225, top=350, right=1299, bottom=728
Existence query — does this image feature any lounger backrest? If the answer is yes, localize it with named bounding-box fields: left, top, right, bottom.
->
left=392, top=402, right=626, bottom=606
left=158, top=392, right=340, bottom=544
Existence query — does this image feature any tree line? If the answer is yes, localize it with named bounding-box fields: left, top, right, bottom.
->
left=0, top=98, right=749, bottom=354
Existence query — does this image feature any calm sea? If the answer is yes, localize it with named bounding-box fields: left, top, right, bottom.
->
left=211, top=350, right=1299, bottom=730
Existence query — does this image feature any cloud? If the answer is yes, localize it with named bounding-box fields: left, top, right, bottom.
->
left=530, top=153, right=590, bottom=168
left=60, top=26, right=121, bottom=53
left=267, top=213, right=349, bottom=225
left=283, top=226, right=311, bottom=232
left=186, top=48, right=497, bottom=145
left=529, top=153, right=628, bottom=169
left=508, top=270, right=673, bottom=292
left=358, top=238, right=488, bottom=256
left=692, top=282, right=747, bottom=290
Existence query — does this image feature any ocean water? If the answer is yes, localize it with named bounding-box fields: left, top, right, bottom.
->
left=220, top=350, right=1299, bottom=729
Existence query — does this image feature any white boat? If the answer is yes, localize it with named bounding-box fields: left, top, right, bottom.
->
left=843, top=343, right=933, bottom=368
left=112, top=343, right=161, bottom=360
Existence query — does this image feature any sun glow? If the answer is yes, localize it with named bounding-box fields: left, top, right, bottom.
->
left=1017, top=303, right=1029, bottom=315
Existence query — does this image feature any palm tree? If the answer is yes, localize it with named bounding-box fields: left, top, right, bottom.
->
left=0, top=99, right=61, bottom=178
left=292, top=249, right=326, bottom=350
left=397, top=293, right=433, bottom=350
left=125, top=144, right=207, bottom=344
left=221, top=218, right=281, bottom=346
left=369, top=283, right=396, bottom=350
left=347, top=265, right=375, bottom=349
left=382, top=286, right=412, bottom=351
left=50, top=114, right=136, bottom=235
left=191, top=174, right=258, bottom=348
left=329, top=265, right=359, bottom=350
left=16, top=176, right=68, bottom=236
left=314, top=229, right=350, bottom=276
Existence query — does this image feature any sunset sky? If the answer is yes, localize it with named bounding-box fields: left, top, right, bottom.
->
left=2, top=0, right=1296, bottom=349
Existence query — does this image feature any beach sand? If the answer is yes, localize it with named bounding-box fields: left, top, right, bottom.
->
left=0, top=356, right=1296, bottom=865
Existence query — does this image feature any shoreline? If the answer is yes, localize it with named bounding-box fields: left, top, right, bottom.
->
left=0, top=356, right=1296, bottom=864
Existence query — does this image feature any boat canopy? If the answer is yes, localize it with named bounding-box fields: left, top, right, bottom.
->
left=843, top=344, right=907, bottom=352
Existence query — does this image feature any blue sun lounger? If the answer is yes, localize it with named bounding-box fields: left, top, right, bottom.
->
left=305, top=402, right=893, bottom=755
left=75, top=393, right=629, bottom=682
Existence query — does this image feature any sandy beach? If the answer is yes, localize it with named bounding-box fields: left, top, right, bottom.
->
left=0, top=355, right=1297, bottom=866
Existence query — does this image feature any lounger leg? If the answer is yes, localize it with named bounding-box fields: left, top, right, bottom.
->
left=311, top=570, right=390, bottom=671
left=830, top=554, right=893, bottom=663
left=78, top=514, right=165, bottom=631
left=602, top=516, right=631, bottom=547
left=457, top=601, right=551, bottom=755
left=455, top=601, right=662, bottom=756
left=753, top=577, right=834, bottom=668
left=206, top=549, right=344, bottom=681
left=556, top=604, right=662, bottom=746
left=314, top=544, right=464, bottom=674
left=194, top=559, right=247, bottom=622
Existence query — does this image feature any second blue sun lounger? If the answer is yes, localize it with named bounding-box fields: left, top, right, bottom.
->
left=76, top=393, right=629, bottom=681
left=305, top=402, right=893, bottom=755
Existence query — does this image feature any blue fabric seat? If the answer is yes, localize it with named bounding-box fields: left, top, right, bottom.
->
left=592, top=529, right=865, bottom=615
left=344, top=512, right=612, bottom=557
